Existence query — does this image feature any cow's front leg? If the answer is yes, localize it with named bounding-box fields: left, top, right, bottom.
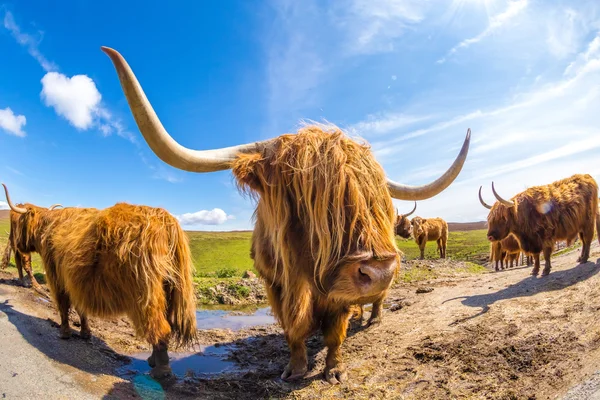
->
left=366, top=297, right=383, bottom=328
left=269, top=282, right=312, bottom=381
left=322, top=307, right=350, bottom=384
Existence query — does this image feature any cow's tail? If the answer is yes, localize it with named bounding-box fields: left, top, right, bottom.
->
left=166, top=223, right=197, bottom=348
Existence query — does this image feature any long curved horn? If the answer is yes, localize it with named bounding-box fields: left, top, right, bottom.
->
left=478, top=186, right=492, bottom=210
left=491, top=182, right=515, bottom=207
left=102, top=46, right=470, bottom=196
left=100, top=47, right=276, bottom=172
left=48, top=204, right=63, bottom=210
left=387, top=129, right=471, bottom=200
left=2, top=184, right=27, bottom=214
left=403, top=201, right=417, bottom=217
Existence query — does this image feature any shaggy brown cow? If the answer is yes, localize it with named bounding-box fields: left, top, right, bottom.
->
left=410, top=217, right=449, bottom=260
left=2, top=184, right=196, bottom=379
left=2, top=204, right=61, bottom=291
left=479, top=174, right=600, bottom=276
left=101, top=46, right=470, bottom=384
left=395, top=202, right=417, bottom=239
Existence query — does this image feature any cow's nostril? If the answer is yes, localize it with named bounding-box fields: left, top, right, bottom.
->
left=358, top=266, right=372, bottom=284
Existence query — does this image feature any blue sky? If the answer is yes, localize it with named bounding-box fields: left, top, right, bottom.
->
left=1, top=0, right=600, bottom=230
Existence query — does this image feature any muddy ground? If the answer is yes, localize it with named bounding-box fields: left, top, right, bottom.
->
left=2, top=245, right=600, bottom=399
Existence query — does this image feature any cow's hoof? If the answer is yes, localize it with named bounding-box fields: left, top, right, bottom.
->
left=80, top=329, right=91, bottom=341
left=59, top=329, right=72, bottom=340
left=281, top=362, right=308, bottom=381
left=150, top=365, right=173, bottom=380
left=541, top=268, right=551, bottom=276
left=531, top=268, right=539, bottom=276
left=366, top=316, right=382, bottom=329
left=324, top=365, right=347, bottom=385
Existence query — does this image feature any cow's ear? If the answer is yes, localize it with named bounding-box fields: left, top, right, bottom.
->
left=232, top=153, right=265, bottom=194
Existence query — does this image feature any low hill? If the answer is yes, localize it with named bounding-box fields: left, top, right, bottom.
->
left=0, top=210, right=8, bottom=220
left=448, top=221, right=486, bottom=231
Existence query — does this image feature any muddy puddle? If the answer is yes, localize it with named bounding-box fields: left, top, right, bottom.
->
left=117, top=344, right=237, bottom=378
left=195, top=305, right=275, bottom=331
left=117, top=306, right=276, bottom=386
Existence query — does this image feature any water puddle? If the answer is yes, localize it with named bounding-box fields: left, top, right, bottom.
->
left=117, top=344, right=236, bottom=378
left=196, top=306, right=275, bottom=331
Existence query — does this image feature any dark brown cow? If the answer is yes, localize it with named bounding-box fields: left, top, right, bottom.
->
left=410, top=217, right=449, bottom=259
left=102, top=46, right=471, bottom=384
left=395, top=202, right=417, bottom=239
left=3, top=184, right=196, bottom=379
left=479, top=174, right=599, bottom=276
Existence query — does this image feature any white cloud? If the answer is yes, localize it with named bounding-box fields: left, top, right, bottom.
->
left=177, top=209, right=236, bottom=226
left=41, top=72, right=101, bottom=130
left=2, top=11, right=57, bottom=72
left=439, top=0, right=529, bottom=62
left=334, top=0, right=427, bottom=55
left=4, top=11, right=133, bottom=142
left=545, top=8, right=588, bottom=59
left=0, top=107, right=26, bottom=137
left=0, top=201, right=8, bottom=210
left=366, top=31, right=600, bottom=222
left=564, top=33, right=600, bottom=77
left=350, top=112, right=433, bottom=137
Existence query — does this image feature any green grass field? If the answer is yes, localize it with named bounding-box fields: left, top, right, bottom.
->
left=0, top=218, right=491, bottom=279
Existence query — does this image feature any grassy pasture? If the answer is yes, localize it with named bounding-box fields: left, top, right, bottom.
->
left=0, top=216, right=491, bottom=279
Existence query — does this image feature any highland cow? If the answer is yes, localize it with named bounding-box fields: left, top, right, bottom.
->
left=479, top=174, right=599, bottom=276
left=2, top=204, right=61, bottom=291
left=410, top=217, right=449, bottom=260
left=395, top=202, right=417, bottom=239
left=2, top=184, right=196, bottom=379
left=101, top=46, right=471, bottom=384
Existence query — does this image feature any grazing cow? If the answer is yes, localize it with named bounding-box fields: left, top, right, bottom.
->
left=478, top=174, right=600, bottom=276
left=2, top=184, right=196, bottom=379
left=2, top=204, right=61, bottom=291
left=101, top=46, right=471, bottom=384
left=395, top=202, right=417, bottom=239
left=410, top=217, right=449, bottom=260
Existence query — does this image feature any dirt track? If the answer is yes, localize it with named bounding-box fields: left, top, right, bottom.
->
left=2, top=244, right=600, bottom=399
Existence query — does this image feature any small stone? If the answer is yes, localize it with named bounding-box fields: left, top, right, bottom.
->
left=416, top=287, right=434, bottom=294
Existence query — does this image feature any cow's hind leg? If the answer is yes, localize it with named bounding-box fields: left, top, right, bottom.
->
left=56, top=290, right=72, bottom=339
left=134, top=290, right=173, bottom=379
left=541, top=246, right=554, bottom=276
left=579, top=226, right=593, bottom=264
left=77, top=309, right=91, bottom=340
left=531, top=253, right=541, bottom=276
left=322, top=307, right=350, bottom=385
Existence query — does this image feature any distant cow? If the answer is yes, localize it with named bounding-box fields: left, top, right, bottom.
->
left=2, top=184, right=196, bottom=379
left=2, top=204, right=61, bottom=291
left=395, top=202, right=417, bottom=239
left=479, top=174, right=599, bottom=276
left=489, top=235, right=522, bottom=271
left=101, top=46, right=471, bottom=384
left=411, top=217, right=449, bottom=260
